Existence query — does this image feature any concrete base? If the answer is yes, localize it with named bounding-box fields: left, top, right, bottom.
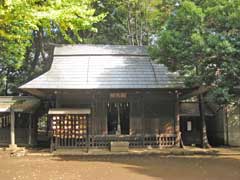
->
left=110, top=141, right=129, bottom=152
left=6, top=144, right=18, bottom=151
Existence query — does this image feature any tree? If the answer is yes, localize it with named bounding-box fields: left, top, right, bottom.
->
left=84, top=0, right=175, bottom=45
left=150, top=0, right=240, bottom=147
left=0, top=0, right=104, bottom=95
left=151, top=0, right=240, bottom=105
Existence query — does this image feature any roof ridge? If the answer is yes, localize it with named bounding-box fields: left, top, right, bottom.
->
left=54, top=54, right=148, bottom=57
left=54, top=45, right=148, bottom=56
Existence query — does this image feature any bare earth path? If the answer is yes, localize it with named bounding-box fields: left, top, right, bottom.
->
left=0, top=152, right=240, bottom=180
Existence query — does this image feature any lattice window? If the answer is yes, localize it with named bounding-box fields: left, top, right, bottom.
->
left=0, top=113, right=10, bottom=128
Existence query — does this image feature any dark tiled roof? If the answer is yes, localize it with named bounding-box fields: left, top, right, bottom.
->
left=20, top=45, right=184, bottom=90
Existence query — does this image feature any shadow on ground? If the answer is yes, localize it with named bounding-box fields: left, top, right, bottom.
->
left=1, top=150, right=240, bottom=180
left=52, top=154, right=240, bottom=180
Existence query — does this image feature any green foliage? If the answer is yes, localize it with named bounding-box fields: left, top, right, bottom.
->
left=1, top=0, right=239, bottom=107
left=85, top=0, right=174, bottom=45
left=151, top=0, right=240, bottom=105
left=0, top=0, right=104, bottom=95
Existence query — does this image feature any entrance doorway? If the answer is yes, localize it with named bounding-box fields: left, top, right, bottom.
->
left=107, top=102, right=130, bottom=135
left=180, top=117, right=202, bottom=146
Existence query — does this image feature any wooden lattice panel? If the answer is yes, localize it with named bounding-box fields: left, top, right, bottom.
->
left=50, top=114, right=89, bottom=149
left=0, top=113, right=10, bottom=128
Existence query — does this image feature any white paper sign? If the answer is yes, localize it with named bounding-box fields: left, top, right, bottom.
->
left=187, top=121, right=192, bottom=131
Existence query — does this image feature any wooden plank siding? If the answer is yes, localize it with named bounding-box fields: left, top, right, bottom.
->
left=129, top=93, right=143, bottom=135
left=94, top=95, right=108, bottom=135
left=143, top=93, right=176, bottom=135
left=55, top=90, right=177, bottom=137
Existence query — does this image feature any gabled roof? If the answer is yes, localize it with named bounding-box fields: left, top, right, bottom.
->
left=20, top=44, right=183, bottom=90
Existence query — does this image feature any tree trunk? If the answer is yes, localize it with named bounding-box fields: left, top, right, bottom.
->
left=134, top=9, right=139, bottom=46
left=127, top=3, right=134, bottom=45
left=31, top=27, right=43, bottom=72
left=198, top=93, right=211, bottom=148
left=4, top=69, right=9, bottom=96
left=139, top=18, right=143, bottom=46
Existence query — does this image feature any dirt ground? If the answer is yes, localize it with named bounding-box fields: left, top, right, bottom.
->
left=0, top=151, right=240, bottom=180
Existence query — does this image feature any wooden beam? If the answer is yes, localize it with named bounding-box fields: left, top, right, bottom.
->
left=180, top=86, right=212, bottom=100
left=19, top=89, right=46, bottom=98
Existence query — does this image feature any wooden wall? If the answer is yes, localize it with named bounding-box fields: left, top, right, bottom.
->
left=141, top=92, right=176, bottom=135
left=56, top=90, right=177, bottom=136
left=92, top=94, right=108, bottom=135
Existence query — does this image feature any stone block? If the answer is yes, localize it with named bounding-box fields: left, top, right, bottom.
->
left=110, top=141, right=129, bottom=152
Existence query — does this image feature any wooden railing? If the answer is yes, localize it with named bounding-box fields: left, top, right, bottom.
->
left=52, top=134, right=177, bottom=149
left=90, top=134, right=176, bottom=148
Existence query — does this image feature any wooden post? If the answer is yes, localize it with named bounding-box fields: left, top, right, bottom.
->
left=33, top=113, right=38, bottom=146
left=175, top=91, right=181, bottom=147
left=9, top=108, right=17, bottom=149
left=116, top=103, right=121, bottom=135
left=86, top=115, right=90, bottom=153
left=28, top=113, right=32, bottom=145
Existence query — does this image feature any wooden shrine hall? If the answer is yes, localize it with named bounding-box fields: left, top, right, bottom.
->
left=19, top=44, right=185, bottom=151
left=0, top=45, right=225, bottom=151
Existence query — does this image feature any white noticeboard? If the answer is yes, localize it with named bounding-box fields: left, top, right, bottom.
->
left=187, top=121, right=192, bottom=131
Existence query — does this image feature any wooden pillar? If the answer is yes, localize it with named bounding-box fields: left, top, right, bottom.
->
left=28, top=113, right=32, bottom=145
left=175, top=91, right=181, bottom=147
left=116, top=103, right=121, bottom=135
left=9, top=108, right=17, bottom=149
left=33, top=113, right=38, bottom=146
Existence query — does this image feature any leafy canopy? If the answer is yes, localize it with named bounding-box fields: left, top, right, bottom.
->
left=0, top=0, right=104, bottom=67
left=151, top=0, right=240, bottom=105
left=86, top=0, right=175, bottom=45
left=0, top=0, right=104, bottom=94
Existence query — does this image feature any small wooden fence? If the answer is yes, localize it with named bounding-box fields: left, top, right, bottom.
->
left=51, top=134, right=176, bottom=150
left=0, top=113, right=31, bottom=145
left=90, top=134, right=176, bottom=148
